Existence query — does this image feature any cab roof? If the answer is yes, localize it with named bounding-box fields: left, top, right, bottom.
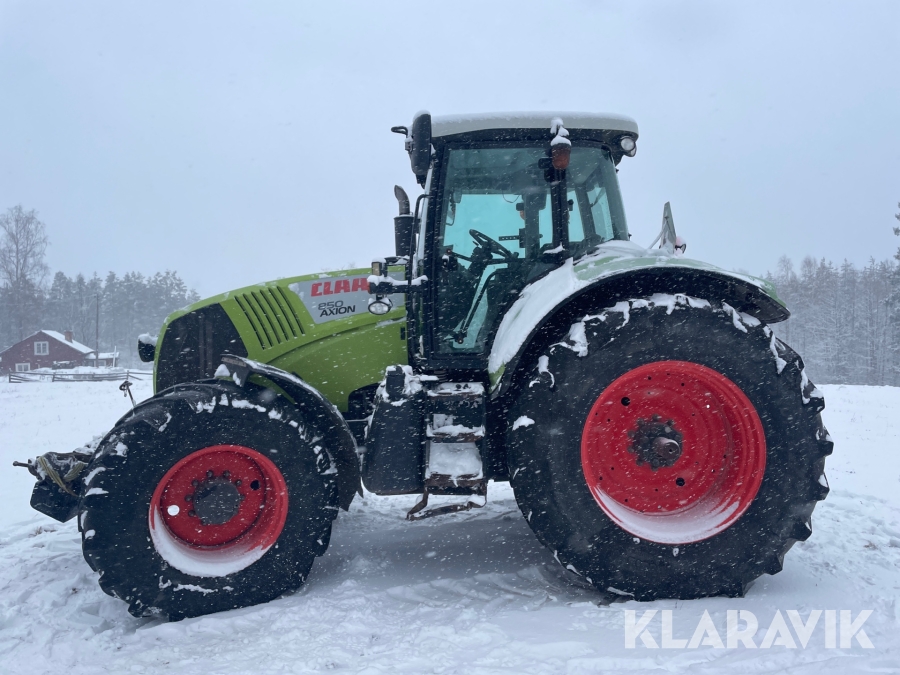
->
left=430, top=112, right=638, bottom=138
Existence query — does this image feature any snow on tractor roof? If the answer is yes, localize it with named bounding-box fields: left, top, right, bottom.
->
left=431, top=112, right=638, bottom=138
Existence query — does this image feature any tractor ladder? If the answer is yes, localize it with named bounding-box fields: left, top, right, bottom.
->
left=407, top=382, right=488, bottom=520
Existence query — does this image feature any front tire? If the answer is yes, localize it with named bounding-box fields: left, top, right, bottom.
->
left=81, top=381, right=338, bottom=619
left=506, top=295, right=831, bottom=599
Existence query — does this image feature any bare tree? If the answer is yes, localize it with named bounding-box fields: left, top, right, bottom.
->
left=0, top=205, right=50, bottom=342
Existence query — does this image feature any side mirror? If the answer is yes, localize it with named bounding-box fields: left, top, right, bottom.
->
left=409, top=112, right=432, bottom=186
left=393, top=185, right=414, bottom=258
left=137, top=334, right=157, bottom=363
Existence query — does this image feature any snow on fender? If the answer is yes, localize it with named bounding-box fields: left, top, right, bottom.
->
left=487, top=239, right=786, bottom=392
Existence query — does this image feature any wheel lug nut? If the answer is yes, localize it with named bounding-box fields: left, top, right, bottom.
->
left=223, top=470, right=231, bottom=479
left=191, top=479, right=199, bottom=487
left=207, top=470, right=214, bottom=479
left=235, top=479, right=242, bottom=487
left=188, top=510, right=196, bottom=518
left=185, top=494, right=193, bottom=502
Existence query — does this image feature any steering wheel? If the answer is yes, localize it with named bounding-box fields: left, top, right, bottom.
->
left=469, top=229, right=515, bottom=260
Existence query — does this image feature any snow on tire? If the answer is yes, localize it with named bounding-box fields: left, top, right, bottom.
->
left=80, top=380, right=338, bottom=620
left=506, top=293, right=831, bottom=600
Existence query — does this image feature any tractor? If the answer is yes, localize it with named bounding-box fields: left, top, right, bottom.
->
left=19, top=111, right=831, bottom=620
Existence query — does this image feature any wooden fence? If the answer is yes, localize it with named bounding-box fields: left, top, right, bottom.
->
left=8, top=370, right=153, bottom=383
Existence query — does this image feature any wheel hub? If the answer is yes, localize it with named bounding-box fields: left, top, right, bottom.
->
left=628, top=415, right=683, bottom=470
left=191, top=475, right=245, bottom=525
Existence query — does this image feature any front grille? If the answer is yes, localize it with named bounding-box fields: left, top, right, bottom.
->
left=156, top=304, right=248, bottom=391
left=234, top=287, right=304, bottom=349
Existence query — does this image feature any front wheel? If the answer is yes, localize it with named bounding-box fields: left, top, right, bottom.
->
left=81, top=381, right=338, bottom=619
left=506, top=295, right=832, bottom=599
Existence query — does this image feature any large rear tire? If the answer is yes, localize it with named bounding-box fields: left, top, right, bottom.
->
left=80, top=381, right=338, bottom=619
left=506, top=295, right=832, bottom=599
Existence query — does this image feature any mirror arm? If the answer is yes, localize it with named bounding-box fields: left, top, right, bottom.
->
left=368, top=275, right=427, bottom=296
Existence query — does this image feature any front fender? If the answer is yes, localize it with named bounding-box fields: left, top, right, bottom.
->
left=488, top=241, right=788, bottom=396
left=221, top=355, right=362, bottom=510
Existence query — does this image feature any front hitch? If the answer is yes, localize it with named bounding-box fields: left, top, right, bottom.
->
left=14, top=450, right=93, bottom=523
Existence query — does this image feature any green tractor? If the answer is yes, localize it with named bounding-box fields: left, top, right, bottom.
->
left=20, top=112, right=831, bottom=620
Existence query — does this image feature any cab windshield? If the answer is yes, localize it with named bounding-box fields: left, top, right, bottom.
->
left=433, top=143, right=628, bottom=355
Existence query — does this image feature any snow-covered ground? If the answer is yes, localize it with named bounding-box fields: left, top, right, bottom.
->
left=0, top=380, right=898, bottom=674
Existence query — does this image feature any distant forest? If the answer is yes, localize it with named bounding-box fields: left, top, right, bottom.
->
left=0, top=206, right=198, bottom=367
left=766, top=254, right=899, bottom=386
left=0, top=270, right=200, bottom=368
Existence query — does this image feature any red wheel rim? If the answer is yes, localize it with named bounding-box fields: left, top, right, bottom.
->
left=149, top=445, right=288, bottom=557
left=581, top=361, right=766, bottom=544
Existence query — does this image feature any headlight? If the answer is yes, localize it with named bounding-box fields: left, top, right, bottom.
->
left=368, top=297, right=393, bottom=315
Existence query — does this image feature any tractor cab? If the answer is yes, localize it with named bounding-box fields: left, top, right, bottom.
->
left=372, top=112, right=639, bottom=372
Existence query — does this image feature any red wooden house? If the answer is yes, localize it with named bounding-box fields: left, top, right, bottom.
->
left=0, top=330, right=95, bottom=374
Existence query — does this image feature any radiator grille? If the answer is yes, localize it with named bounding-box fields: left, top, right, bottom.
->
left=234, top=286, right=304, bottom=349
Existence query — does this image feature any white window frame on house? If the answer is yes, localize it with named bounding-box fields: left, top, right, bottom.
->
left=15, top=363, right=31, bottom=372
left=34, top=341, right=49, bottom=356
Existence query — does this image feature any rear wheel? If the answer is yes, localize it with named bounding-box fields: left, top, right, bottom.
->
left=506, top=296, right=831, bottom=599
left=81, top=381, right=337, bottom=619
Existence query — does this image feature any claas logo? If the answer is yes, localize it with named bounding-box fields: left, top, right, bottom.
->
left=310, top=277, right=369, bottom=297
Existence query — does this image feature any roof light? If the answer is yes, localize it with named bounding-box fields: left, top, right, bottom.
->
left=551, top=143, right=571, bottom=170
left=550, top=118, right=572, bottom=169
left=619, top=136, right=637, bottom=157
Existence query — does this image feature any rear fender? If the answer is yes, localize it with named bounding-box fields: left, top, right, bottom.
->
left=488, top=257, right=788, bottom=398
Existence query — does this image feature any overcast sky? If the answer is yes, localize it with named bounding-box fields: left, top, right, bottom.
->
left=1, top=1, right=898, bottom=297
